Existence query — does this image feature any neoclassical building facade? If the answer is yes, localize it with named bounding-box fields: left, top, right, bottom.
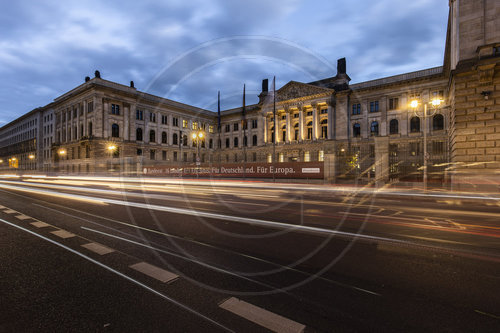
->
left=1, top=0, right=499, bottom=187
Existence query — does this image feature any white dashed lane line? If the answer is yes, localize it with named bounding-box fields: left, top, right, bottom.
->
left=0, top=205, right=6, bottom=209
left=129, top=262, right=179, bottom=284
left=15, top=214, right=31, bottom=220
left=30, top=221, right=50, bottom=228
left=3, top=209, right=17, bottom=214
left=220, top=297, right=306, bottom=333
left=81, top=242, right=115, bottom=255
left=51, top=229, right=76, bottom=239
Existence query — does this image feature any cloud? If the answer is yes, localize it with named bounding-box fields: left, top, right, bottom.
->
left=0, top=0, right=449, bottom=123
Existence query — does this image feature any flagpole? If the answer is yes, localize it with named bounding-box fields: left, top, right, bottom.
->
left=273, top=76, right=276, bottom=183
left=217, top=91, right=221, bottom=177
left=242, top=84, right=247, bottom=180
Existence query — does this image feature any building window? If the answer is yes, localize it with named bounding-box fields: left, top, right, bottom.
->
left=389, top=119, right=399, bottom=134
left=353, top=123, right=361, bottom=137
left=282, top=125, right=287, bottom=142
left=173, top=151, right=178, bottom=161
left=318, top=150, right=324, bottom=162
left=111, top=104, right=120, bottom=115
left=369, top=101, right=379, bottom=113
left=410, top=117, right=420, bottom=132
left=150, top=150, right=155, bottom=160
left=243, top=136, right=248, bottom=147
left=267, top=154, right=272, bottom=163
left=304, top=151, right=310, bottom=162
left=192, top=122, right=198, bottom=130
left=234, top=137, right=239, bottom=147
left=225, top=124, right=230, bottom=132
left=226, top=138, right=230, bottom=148
left=173, top=133, right=178, bottom=145
left=149, top=130, right=156, bottom=143
left=352, top=103, right=361, bottom=115
left=88, top=101, right=94, bottom=113
left=320, top=119, right=328, bottom=139
left=149, top=112, right=156, bottom=123
left=306, top=111, right=313, bottom=116
left=433, top=114, right=444, bottom=130
left=270, top=127, right=275, bottom=143
left=306, top=121, right=313, bottom=140
left=137, top=149, right=142, bottom=156
left=209, top=125, right=214, bottom=133
left=243, top=120, right=248, bottom=130
left=161, top=131, right=168, bottom=144
left=252, top=134, right=258, bottom=146
left=136, top=110, right=143, bottom=120
left=162, top=150, right=167, bottom=161
left=136, top=128, right=143, bottom=141
left=173, top=117, right=179, bottom=127
left=370, top=121, right=379, bottom=136
left=111, top=124, right=119, bottom=138
left=279, top=152, right=284, bottom=162
left=293, top=113, right=299, bottom=118
left=209, top=138, right=213, bottom=149
left=252, top=152, right=257, bottom=162
left=182, top=135, right=188, bottom=146
left=88, top=122, right=93, bottom=136
left=320, top=108, right=328, bottom=114
left=234, top=123, right=239, bottom=131
left=161, top=115, right=168, bottom=125
left=432, top=141, right=445, bottom=155
left=410, top=142, right=420, bottom=156
left=252, top=119, right=258, bottom=128
left=182, top=119, right=188, bottom=128
left=294, top=123, right=299, bottom=140
left=389, top=98, right=399, bottom=110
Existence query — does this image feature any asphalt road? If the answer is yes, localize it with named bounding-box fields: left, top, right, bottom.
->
left=1, top=175, right=499, bottom=332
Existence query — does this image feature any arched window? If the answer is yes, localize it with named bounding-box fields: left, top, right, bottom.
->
left=282, top=125, right=287, bottom=142
left=88, top=122, right=93, bottom=136
left=306, top=121, right=313, bottom=140
left=353, top=123, right=361, bottom=137
left=433, top=114, right=444, bottom=130
left=320, top=119, right=328, bottom=139
left=243, top=136, right=248, bottom=147
left=149, top=130, right=156, bottom=143
left=252, top=134, right=258, bottom=146
left=389, top=119, right=398, bottom=134
left=161, top=131, right=167, bottom=144
left=182, top=134, right=188, bottom=146
left=294, top=123, right=299, bottom=141
left=370, top=121, right=379, bottom=136
left=410, top=117, right=420, bottom=133
left=226, top=138, right=230, bottom=148
left=136, top=128, right=143, bottom=141
left=209, top=138, right=213, bottom=149
left=234, top=137, right=239, bottom=147
left=111, top=124, right=119, bottom=138
left=173, top=133, right=178, bottom=145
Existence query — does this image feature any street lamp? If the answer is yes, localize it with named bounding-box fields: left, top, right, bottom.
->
left=410, top=97, right=443, bottom=191
left=107, top=144, right=118, bottom=173
left=192, top=130, right=204, bottom=177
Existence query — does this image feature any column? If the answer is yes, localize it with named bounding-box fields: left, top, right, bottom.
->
left=76, top=104, right=80, bottom=140
left=285, top=109, right=291, bottom=143
left=312, top=104, right=318, bottom=140
left=262, top=115, right=268, bottom=144
left=83, top=100, right=87, bottom=137
left=298, top=106, right=304, bottom=142
left=156, top=112, right=161, bottom=144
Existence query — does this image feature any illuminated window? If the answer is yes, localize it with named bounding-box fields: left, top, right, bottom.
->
left=318, top=150, right=324, bottom=162
left=192, top=122, right=198, bottom=130
left=304, top=151, right=310, bottom=162
left=209, top=125, right=214, bottom=133
left=279, top=153, right=284, bottom=162
left=182, top=119, right=188, bottom=128
left=267, top=154, right=272, bottom=163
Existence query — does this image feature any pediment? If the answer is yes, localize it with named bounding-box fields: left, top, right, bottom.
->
left=276, top=81, right=332, bottom=102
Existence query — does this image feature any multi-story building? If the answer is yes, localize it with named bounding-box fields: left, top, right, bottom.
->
left=1, top=0, right=499, bottom=188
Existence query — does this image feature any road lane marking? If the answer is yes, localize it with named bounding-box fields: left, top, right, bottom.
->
left=403, top=235, right=471, bottom=245
left=0, top=218, right=234, bottom=333
left=15, top=214, right=31, bottom=220
left=31, top=221, right=50, bottom=228
left=219, top=297, right=305, bottom=333
left=81, top=242, right=115, bottom=255
left=51, top=229, right=76, bottom=239
left=3, top=209, right=17, bottom=214
left=129, top=262, right=179, bottom=284
left=474, top=310, right=500, bottom=320
left=0, top=205, right=5, bottom=209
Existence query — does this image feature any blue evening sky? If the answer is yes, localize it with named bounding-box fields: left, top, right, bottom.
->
left=0, top=0, right=449, bottom=125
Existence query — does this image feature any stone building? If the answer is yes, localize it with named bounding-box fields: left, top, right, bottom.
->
left=1, top=0, right=499, bottom=188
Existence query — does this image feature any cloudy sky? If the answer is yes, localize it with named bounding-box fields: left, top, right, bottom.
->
left=0, top=0, right=449, bottom=125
